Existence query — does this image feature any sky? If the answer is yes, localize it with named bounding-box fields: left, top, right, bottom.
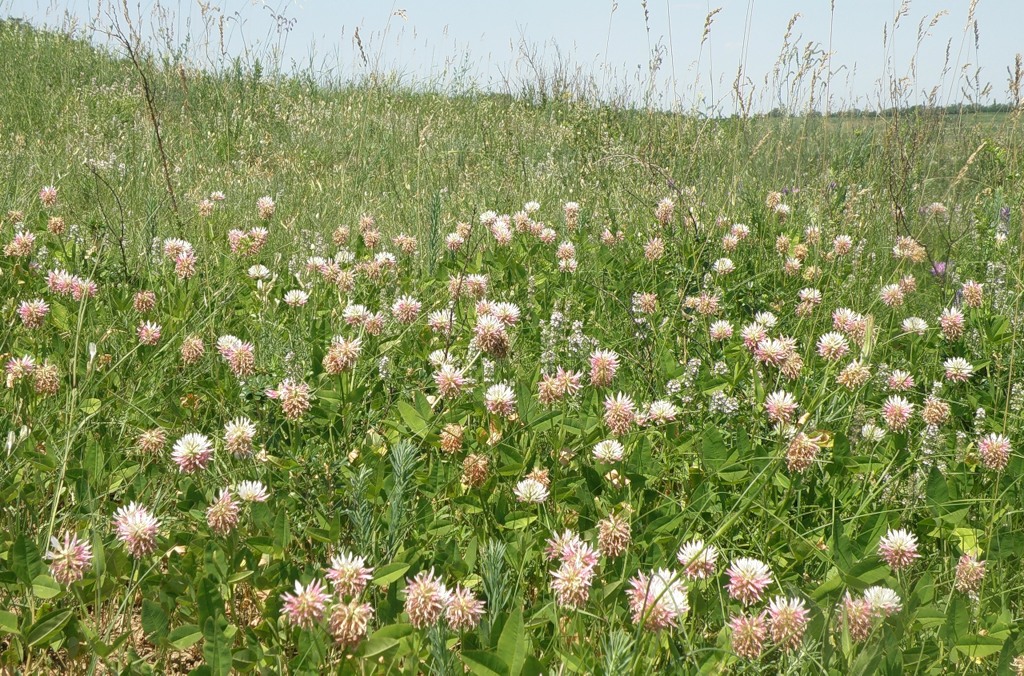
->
left=4, top=0, right=1023, bottom=112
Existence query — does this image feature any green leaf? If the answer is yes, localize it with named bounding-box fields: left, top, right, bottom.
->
left=461, top=650, right=509, bottom=676
left=359, top=623, right=414, bottom=658
left=202, top=617, right=232, bottom=676
left=79, top=398, right=102, bottom=414
left=168, top=624, right=202, bottom=649
left=0, top=610, right=21, bottom=636
left=397, top=400, right=429, bottom=438
left=372, top=562, right=410, bottom=587
left=198, top=577, right=225, bottom=627
left=502, top=511, right=537, bottom=531
left=27, top=609, right=73, bottom=648
left=12, top=534, right=43, bottom=587
left=273, top=509, right=290, bottom=553
left=31, top=574, right=61, bottom=599
left=141, top=599, right=168, bottom=643
left=956, top=635, right=1004, bottom=659
left=496, top=609, right=526, bottom=676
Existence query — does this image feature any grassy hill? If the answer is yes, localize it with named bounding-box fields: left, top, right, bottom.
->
left=3, top=17, right=1024, bottom=674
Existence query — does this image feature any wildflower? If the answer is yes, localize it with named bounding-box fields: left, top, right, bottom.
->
left=902, top=317, right=928, bottom=335
left=726, top=558, right=772, bottom=605
left=939, top=308, right=965, bottom=341
left=18, top=299, right=49, bottom=328
left=404, top=569, right=449, bottom=628
left=644, top=238, right=665, bottom=261
left=544, top=531, right=583, bottom=561
left=626, top=569, right=688, bottom=631
left=427, top=309, right=455, bottom=335
left=112, top=502, right=160, bottom=558
left=655, top=197, right=675, bottom=224
left=180, top=335, right=205, bottom=364
left=248, top=264, right=271, bottom=279
left=492, top=302, right=521, bottom=326
left=597, top=513, right=631, bottom=557
left=235, top=481, right=270, bottom=502
left=473, top=315, right=510, bottom=358
left=392, top=233, right=418, bottom=254
left=892, top=236, right=927, bottom=262
left=740, top=323, right=767, bottom=349
left=709, top=320, right=733, bottom=341
left=713, top=257, right=735, bottom=274
left=280, top=579, right=331, bottom=629
left=646, top=400, right=678, bottom=425
left=32, top=362, right=60, bottom=395
left=256, top=195, right=276, bottom=219
left=266, top=379, right=313, bottom=421
left=283, top=290, right=309, bottom=307
left=391, top=295, right=421, bottom=323
left=462, top=454, right=489, bottom=488
left=137, top=428, right=167, bottom=454
left=786, top=433, right=820, bottom=473
left=832, top=235, right=853, bottom=255
left=677, top=539, right=718, bottom=580
left=688, top=291, right=721, bottom=315
left=753, top=338, right=792, bottom=367
left=840, top=592, right=873, bottom=642
left=816, top=332, right=850, bottom=361
left=832, top=360, right=869, bottom=391
left=513, top=478, right=549, bottom=504
left=224, top=417, right=256, bottom=457
left=4, top=230, right=35, bottom=257
left=961, top=280, right=984, bottom=308
left=729, top=612, right=768, bottom=659
left=604, top=393, right=637, bottom=436
left=326, top=551, right=374, bottom=597
left=439, top=424, right=463, bottom=453
left=564, top=201, right=580, bottom=229
left=323, top=337, right=362, bottom=375
left=731, top=223, right=750, bottom=239
left=860, top=423, right=886, bottom=443
left=767, top=596, right=809, bottom=651
left=46, top=533, right=93, bottom=585
left=589, top=349, right=620, bottom=387
left=174, top=250, right=197, bottom=279
left=133, top=291, right=157, bottom=313
left=550, top=554, right=596, bottom=609
left=206, top=489, right=240, bottom=535
left=446, top=585, right=486, bottom=631
left=977, top=433, right=1012, bottom=471
left=898, top=274, right=917, bottom=294
left=921, top=396, right=951, bottom=426
left=877, top=528, right=920, bottom=571
left=48, top=216, right=65, bottom=235
left=881, top=395, right=914, bottom=432
left=943, top=357, right=973, bottom=383
left=887, top=369, right=915, bottom=391
left=137, top=321, right=161, bottom=346
left=954, top=554, right=986, bottom=595
left=765, top=390, right=798, bottom=424
left=863, top=586, right=902, bottom=617
left=39, top=185, right=58, bottom=207
left=329, top=599, right=374, bottom=648
left=879, top=284, right=904, bottom=307
left=5, top=355, right=35, bottom=388
left=171, top=433, right=214, bottom=473
left=484, top=383, right=517, bottom=418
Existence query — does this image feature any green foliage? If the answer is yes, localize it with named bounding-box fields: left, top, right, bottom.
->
left=1, top=14, right=1024, bottom=676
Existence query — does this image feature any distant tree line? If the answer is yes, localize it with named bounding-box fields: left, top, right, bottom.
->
left=758, top=103, right=1020, bottom=119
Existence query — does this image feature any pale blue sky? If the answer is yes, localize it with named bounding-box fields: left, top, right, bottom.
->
left=4, top=0, right=1022, bottom=111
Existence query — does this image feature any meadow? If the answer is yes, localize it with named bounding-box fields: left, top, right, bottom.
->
left=2, top=13, right=1024, bottom=674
